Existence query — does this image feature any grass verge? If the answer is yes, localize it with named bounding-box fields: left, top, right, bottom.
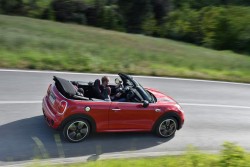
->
left=29, top=142, right=250, bottom=167
left=1, top=15, right=250, bottom=83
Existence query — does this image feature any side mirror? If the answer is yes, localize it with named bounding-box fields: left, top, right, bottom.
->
left=142, top=100, right=149, bottom=108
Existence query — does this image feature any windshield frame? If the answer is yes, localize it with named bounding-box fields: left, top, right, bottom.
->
left=118, top=73, right=155, bottom=103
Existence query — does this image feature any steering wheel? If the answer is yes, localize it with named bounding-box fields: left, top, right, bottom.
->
left=124, top=86, right=131, bottom=92
left=116, top=85, right=129, bottom=93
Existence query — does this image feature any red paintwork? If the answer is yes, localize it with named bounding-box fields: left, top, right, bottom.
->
left=42, top=84, right=184, bottom=133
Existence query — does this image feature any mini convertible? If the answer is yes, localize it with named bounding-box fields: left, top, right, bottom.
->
left=42, top=73, right=184, bottom=142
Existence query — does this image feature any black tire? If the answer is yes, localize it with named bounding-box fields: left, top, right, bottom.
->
left=155, top=117, right=177, bottom=138
left=62, top=119, right=90, bottom=142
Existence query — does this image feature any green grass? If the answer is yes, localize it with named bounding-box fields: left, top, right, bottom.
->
left=1, top=15, right=250, bottom=82
left=30, top=143, right=250, bottom=167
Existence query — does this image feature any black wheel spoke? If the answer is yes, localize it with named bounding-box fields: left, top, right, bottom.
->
left=165, top=121, right=170, bottom=126
left=66, top=120, right=89, bottom=142
left=76, top=133, right=82, bottom=140
left=80, top=128, right=88, bottom=134
left=69, top=124, right=76, bottom=131
left=69, top=131, right=76, bottom=138
left=77, top=122, right=84, bottom=129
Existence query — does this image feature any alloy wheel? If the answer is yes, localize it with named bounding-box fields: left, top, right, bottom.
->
left=66, top=120, right=89, bottom=142
left=158, top=119, right=177, bottom=137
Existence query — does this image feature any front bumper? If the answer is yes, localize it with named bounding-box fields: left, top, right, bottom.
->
left=178, top=118, right=184, bottom=130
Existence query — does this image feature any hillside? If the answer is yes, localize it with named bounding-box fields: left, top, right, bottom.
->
left=0, top=15, right=250, bottom=83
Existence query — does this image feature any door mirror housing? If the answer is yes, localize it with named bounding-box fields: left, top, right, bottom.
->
left=142, top=100, right=149, bottom=108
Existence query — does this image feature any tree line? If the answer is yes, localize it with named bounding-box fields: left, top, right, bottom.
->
left=1, top=0, right=250, bottom=54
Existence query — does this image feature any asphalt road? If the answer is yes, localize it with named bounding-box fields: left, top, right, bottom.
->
left=0, top=69, right=250, bottom=164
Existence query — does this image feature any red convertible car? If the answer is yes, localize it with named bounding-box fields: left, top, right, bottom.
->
left=42, top=73, right=184, bottom=142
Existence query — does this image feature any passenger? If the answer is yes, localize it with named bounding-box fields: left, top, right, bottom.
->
left=77, top=88, right=85, bottom=96
left=101, top=76, right=111, bottom=101
left=73, top=82, right=84, bottom=96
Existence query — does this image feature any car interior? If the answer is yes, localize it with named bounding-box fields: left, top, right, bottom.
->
left=73, top=80, right=142, bottom=102
left=54, top=76, right=145, bottom=103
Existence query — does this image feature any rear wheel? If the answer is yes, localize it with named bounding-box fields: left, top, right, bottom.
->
left=155, top=117, right=177, bottom=138
left=63, top=119, right=90, bottom=142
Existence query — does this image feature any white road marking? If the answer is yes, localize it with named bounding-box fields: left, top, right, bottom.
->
left=0, top=101, right=41, bottom=104
left=180, top=103, right=250, bottom=109
left=0, top=68, right=249, bottom=86
left=0, top=100, right=249, bottom=109
left=0, top=68, right=116, bottom=76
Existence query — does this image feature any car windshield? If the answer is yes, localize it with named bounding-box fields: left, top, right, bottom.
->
left=119, top=73, right=155, bottom=103
left=126, top=79, right=134, bottom=87
left=133, top=78, right=155, bottom=103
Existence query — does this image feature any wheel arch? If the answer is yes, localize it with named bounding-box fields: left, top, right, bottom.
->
left=58, top=114, right=96, bottom=133
left=152, top=111, right=182, bottom=131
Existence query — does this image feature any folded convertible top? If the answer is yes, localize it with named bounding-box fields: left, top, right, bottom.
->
left=53, top=76, right=77, bottom=98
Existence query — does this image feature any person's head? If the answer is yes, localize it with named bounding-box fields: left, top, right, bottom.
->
left=101, top=76, right=110, bottom=87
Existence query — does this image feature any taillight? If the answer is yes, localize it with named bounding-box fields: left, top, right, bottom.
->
left=58, top=100, right=67, bottom=114
left=47, top=84, right=52, bottom=95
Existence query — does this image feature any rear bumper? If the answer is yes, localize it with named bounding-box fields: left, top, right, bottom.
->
left=42, top=96, right=61, bottom=129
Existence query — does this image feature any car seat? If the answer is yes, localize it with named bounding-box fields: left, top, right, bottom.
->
left=93, top=79, right=105, bottom=99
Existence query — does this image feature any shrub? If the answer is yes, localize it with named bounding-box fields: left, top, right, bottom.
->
left=220, top=142, right=247, bottom=167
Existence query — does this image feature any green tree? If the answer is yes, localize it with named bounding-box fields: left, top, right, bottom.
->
left=142, top=15, right=157, bottom=35
left=118, top=0, right=152, bottom=33
left=98, top=5, right=124, bottom=31
left=51, top=0, right=87, bottom=24
left=151, top=0, right=170, bottom=25
left=163, top=6, right=201, bottom=43
left=225, top=6, right=250, bottom=53
left=0, top=0, right=24, bottom=15
left=200, top=7, right=229, bottom=49
left=22, top=0, right=53, bottom=18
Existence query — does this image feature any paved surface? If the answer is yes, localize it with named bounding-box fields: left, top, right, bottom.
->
left=0, top=69, right=250, bottom=165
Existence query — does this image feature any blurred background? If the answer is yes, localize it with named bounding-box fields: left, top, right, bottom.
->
left=1, top=1, right=250, bottom=164
left=1, top=0, right=250, bottom=82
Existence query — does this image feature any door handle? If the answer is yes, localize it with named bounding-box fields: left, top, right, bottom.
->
left=112, top=108, right=121, bottom=111
left=155, top=109, right=161, bottom=112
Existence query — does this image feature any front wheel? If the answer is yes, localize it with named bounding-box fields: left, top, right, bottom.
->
left=155, top=117, right=177, bottom=138
left=63, top=119, right=90, bottom=142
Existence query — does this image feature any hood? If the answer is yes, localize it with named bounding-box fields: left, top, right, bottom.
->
left=146, top=87, right=177, bottom=104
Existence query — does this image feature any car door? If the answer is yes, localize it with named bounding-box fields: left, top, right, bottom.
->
left=109, top=101, right=157, bottom=131
left=78, top=100, right=111, bottom=131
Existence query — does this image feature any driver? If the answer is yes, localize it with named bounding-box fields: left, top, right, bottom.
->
left=101, top=76, right=126, bottom=102
left=111, top=78, right=126, bottom=102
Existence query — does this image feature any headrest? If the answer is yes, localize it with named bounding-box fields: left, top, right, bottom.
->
left=94, top=79, right=101, bottom=87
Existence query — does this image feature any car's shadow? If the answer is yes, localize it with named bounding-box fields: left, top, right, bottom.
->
left=0, top=116, right=173, bottom=162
